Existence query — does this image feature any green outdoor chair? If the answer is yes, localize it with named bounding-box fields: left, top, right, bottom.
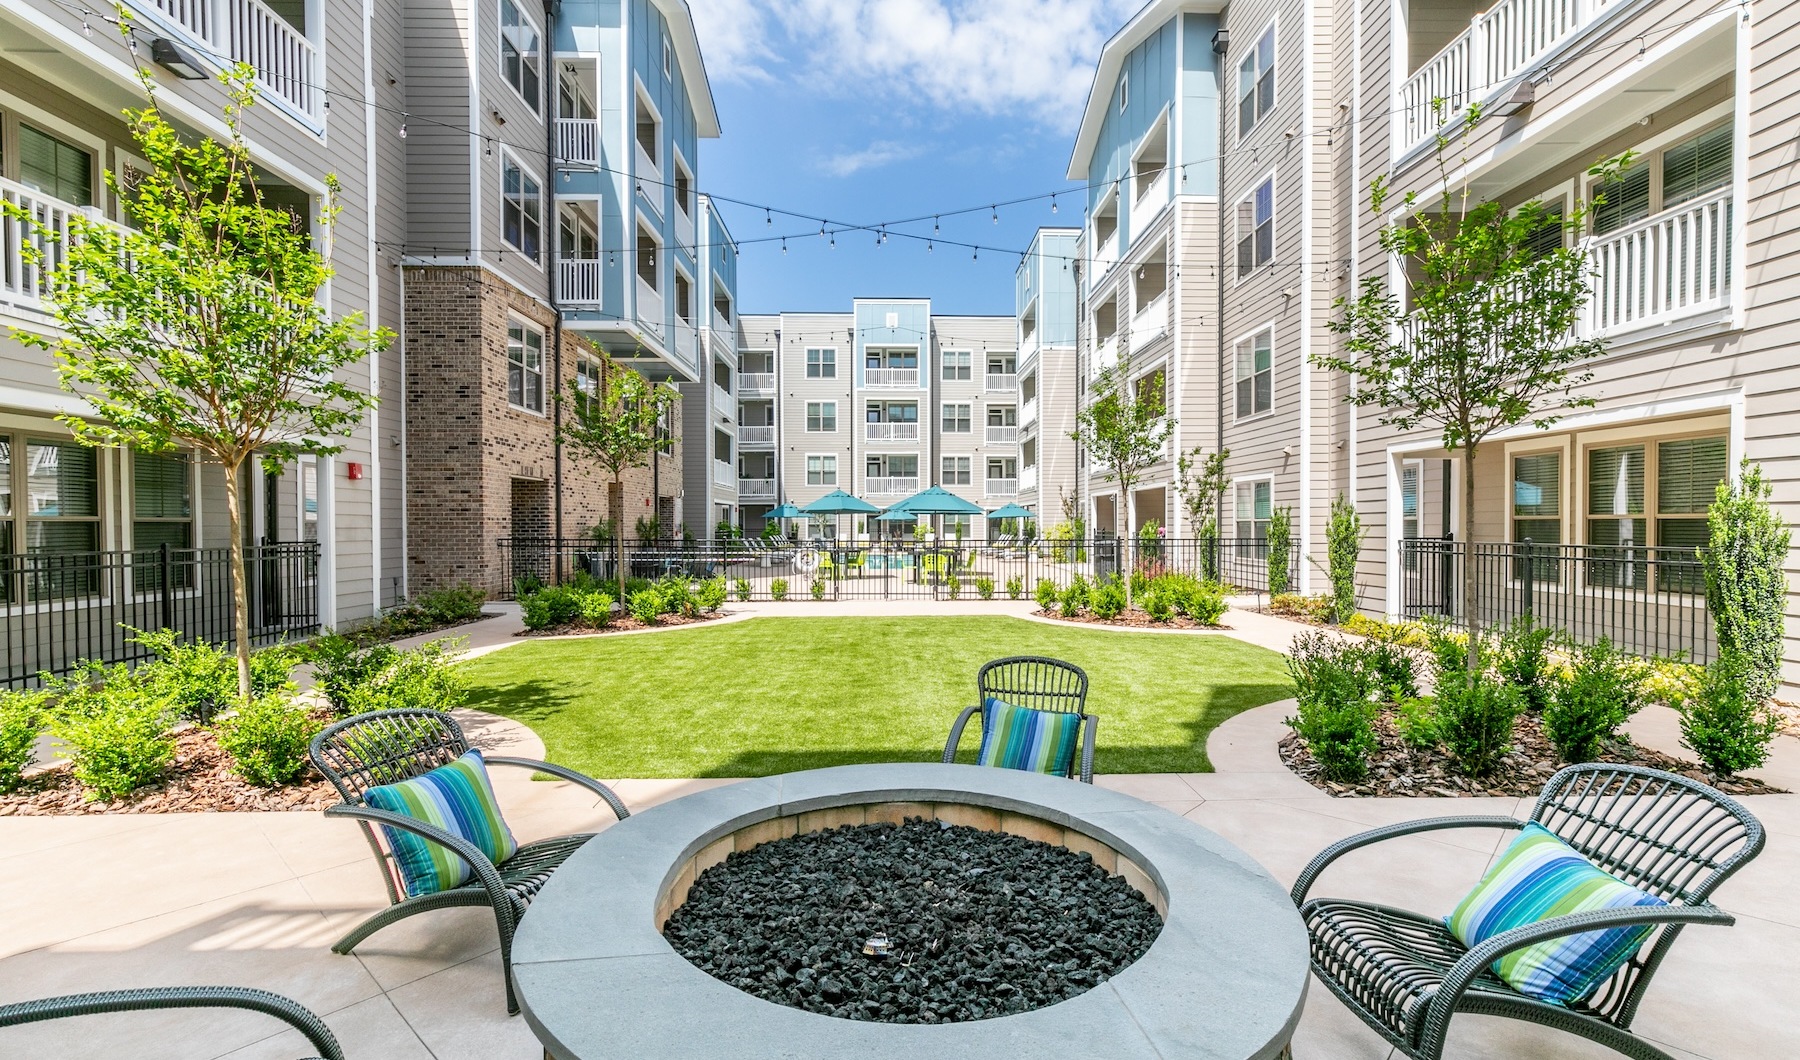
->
left=920, top=552, right=950, bottom=583
left=0, top=986, right=343, bottom=1059
left=943, top=656, right=1096, bottom=784
left=845, top=551, right=867, bottom=576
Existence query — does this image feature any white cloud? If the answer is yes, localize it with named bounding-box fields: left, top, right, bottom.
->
left=820, top=139, right=924, bottom=176
left=688, top=0, right=1137, bottom=129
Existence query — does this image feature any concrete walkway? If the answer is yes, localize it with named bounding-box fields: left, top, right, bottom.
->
left=3, top=609, right=1795, bottom=1059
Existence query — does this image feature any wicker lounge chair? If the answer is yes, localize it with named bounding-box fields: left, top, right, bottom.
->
left=1292, top=763, right=1765, bottom=1060
left=943, top=656, right=1096, bottom=783
left=309, top=709, right=630, bottom=1015
left=0, top=986, right=343, bottom=1059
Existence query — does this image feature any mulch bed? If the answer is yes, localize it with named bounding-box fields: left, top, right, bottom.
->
left=1032, top=608, right=1230, bottom=631
left=0, top=722, right=340, bottom=816
left=1280, top=707, right=1785, bottom=798
left=517, top=611, right=726, bottom=637
left=663, top=819, right=1161, bottom=1024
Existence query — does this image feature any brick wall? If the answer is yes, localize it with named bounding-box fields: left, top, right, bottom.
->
left=404, top=266, right=684, bottom=597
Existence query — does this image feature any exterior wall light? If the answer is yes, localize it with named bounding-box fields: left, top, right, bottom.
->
left=150, top=37, right=208, bottom=80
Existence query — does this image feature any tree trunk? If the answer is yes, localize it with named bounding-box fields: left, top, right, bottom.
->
left=1122, top=483, right=1136, bottom=613
left=222, top=460, right=253, bottom=705
left=1461, top=445, right=1479, bottom=673
left=609, top=476, right=625, bottom=602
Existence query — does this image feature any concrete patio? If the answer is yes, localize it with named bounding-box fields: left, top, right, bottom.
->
left=2, top=609, right=1795, bottom=1059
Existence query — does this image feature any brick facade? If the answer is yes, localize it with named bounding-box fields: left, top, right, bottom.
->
left=404, top=266, right=683, bottom=596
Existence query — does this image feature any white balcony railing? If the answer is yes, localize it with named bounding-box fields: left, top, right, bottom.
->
left=1094, top=233, right=1121, bottom=284
left=712, top=308, right=731, bottom=339
left=986, top=426, right=1019, bottom=445
left=674, top=313, right=697, bottom=368
left=1584, top=189, right=1733, bottom=338
left=1021, top=397, right=1039, bottom=427
left=676, top=199, right=696, bottom=252
left=636, top=142, right=660, bottom=201
left=738, top=478, right=776, bottom=499
left=1133, top=168, right=1171, bottom=235
left=986, top=373, right=1017, bottom=392
left=1019, top=466, right=1039, bottom=493
left=636, top=277, right=663, bottom=337
left=557, top=118, right=599, bottom=166
left=712, top=384, right=733, bottom=415
left=865, top=476, right=920, bottom=496
left=139, top=0, right=319, bottom=122
left=739, top=372, right=775, bottom=393
left=1094, top=335, right=1120, bottom=375
left=1, top=177, right=107, bottom=319
left=559, top=258, right=602, bottom=304
left=1399, top=0, right=1622, bottom=151
left=713, top=461, right=734, bottom=488
left=865, top=367, right=919, bottom=388
left=739, top=426, right=776, bottom=447
left=1132, top=293, right=1168, bottom=349
left=865, top=423, right=921, bottom=442
left=985, top=479, right=1018, bottom=498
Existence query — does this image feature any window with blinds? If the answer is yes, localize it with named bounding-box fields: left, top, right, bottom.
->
left=1511, top=452, right=1561, bottom=544
left=1401, top=464, right=1420, bottom=571
left=1657, top=436, right=1728, bottom=549
left=1592, top=165, right=1650, bottom=234
left=1586, top=444, right=1646, bottom=588
left=1236, top=328, right=1273, bottom=418
left=0, top=440, right=10, bottom=604
left=133, top=451, right=194, bottom=591
left=1662, top=124, right=1732, bottom=208
left=1235, top=480, right=1272, bottom=541
left=25, top=440, right=100, bottom=598
left=19, top=124, right=92, bottom=206
left=1524, top=204, right=1566, bottom=260
left=1236, top=178, right=1274, bottom=278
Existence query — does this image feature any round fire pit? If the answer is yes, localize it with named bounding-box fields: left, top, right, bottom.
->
left=512, top=764, right=1307, bottom=1059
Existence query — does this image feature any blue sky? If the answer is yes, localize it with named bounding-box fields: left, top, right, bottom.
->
left=688, top=0, right=1140, bottom=316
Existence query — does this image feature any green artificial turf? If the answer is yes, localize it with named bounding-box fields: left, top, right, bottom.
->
left=460, top=616, right=1292, bottom=778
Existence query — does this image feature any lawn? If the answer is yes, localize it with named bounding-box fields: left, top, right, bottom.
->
left=460, top=616, right=1293, bottom=778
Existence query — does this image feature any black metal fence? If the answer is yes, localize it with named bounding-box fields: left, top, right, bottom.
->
left=1399, top=537, right=1714, bottom=662
left=1, top=542, right=321, bottom=686
left=497, top=536, right=1303, bottom=603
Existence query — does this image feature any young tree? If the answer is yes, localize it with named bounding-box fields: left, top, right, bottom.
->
left=1175, top=446, right=1229, bottom=579
left=558, top=350, right=677, bottom=601
left=1326, top=493, right=1364, bottom=623
left=1702, top=461, right=1791, bottom=705
left=1072, top=359, right=1173, bottom=612
left=4, top=70, right=384, bottom=704
left=1317, top=117, right=1621, bottom=653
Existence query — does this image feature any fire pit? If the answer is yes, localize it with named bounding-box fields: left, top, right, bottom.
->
left=511, top=763, right=1307, bottom=1059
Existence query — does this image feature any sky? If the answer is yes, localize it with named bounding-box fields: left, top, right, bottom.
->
left=687, top=0, right=1143, bottom=317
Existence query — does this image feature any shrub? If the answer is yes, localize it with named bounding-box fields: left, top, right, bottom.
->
left=733, top=577, right=753, bottom=602
left=1396, top=697, right=1441, bottom=750
left=0, top=689, right=48, bottom=793
left=1343, top=613, right=1433, bottom=649
left=659, top=577, right=696, bottom=618
left=1433, top=647, right=1520, bottom=776
left=1059, top=575, right=1090, bottom=617
left=1361, top=633, right=1420, bottom=701
left=1679, top=650, right=1783, bottom=776
left=1643, top=657, right=1703, bottom=707
left=1543, top=638, right=1646, bottom=763
left=770, top=578, right=789, bottom=601
left=627, top=589, right=662, bottom=624
left=520, top=585, right=583, bottom=630
left=1266, top=506, right=1294, bottom=596
left=1422, top=620, right=1473, bottom=675
left=810, top=574, right=828, bottom=600
left=1034, top=578, right=1059, bottom=611
left=1270, top=593, right=1333, bottom=623
left=577, top=590, right=616, bottom=626
left=976, top=576, right=995, bottom=600
left=1005, top=576, right=1024, bottom=600
left=415, top=585, right=486, bottom=626
left=1144, top=592, right=1174, bottom=622
left=1497, top=616, right=1558, bottom=714
left=309, top=634, right=397, bottom=716
left=1090, top=579, right=1126, bottom=620
left=217, top=696, right=322, bottom=786
left=1702, top=461, right=1791, bottom=704
left=1326, top=494, right=1363, bottom=624
left=127, top=628, right=235, bottom=722
left=46, top=665, right=177, bottom=801
left=1285, top=632, right=1378, bottom=781
left=945, top=574, right=963, bottom=600
left=346, top=639, right=469, bottom=715
left=697, top=577, right=728, bottom=613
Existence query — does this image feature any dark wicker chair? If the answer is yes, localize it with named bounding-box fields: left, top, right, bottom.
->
left=308, top=709, right=630, bottom=1015
left=0, top=986, right=343, bottom=1059
left=943, top=656, right=1096, bottom=783
left=1292, top=763, right=1765, bottom=1060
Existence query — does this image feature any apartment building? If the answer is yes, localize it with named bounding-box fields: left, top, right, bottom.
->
left=677, top=196, right=742, bottom=537
left=1058, top=0, right=1798, bottom=680
left=1015, top=229, right=1084, bottom=525
left=734, top=303, right=1018, bottom=537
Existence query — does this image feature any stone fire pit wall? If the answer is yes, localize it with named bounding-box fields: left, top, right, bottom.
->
left=511, top=763, right=1309, bottom=1060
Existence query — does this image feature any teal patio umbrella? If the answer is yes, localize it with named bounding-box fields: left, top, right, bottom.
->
left=799, top=490, right=881, bottom=538
left=985, top=502, right=1034, bottom=521
left=882, top=485, right=986, bottom=543
left=764, top=502, right=803, bottom=538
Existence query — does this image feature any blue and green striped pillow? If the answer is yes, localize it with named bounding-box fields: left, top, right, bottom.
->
left=1446, top=823, right=1666, bottom=1005
left=976, top=698, right=1082, bottom=777
left=365, top=749, right=519, bottom=897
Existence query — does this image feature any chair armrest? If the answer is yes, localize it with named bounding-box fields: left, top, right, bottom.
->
left=1291, top=816, right=1525, bottom=906
left=943, top=705, right=982, bottom=764
left=0, top=986, right=345, bottom=1060
left=485, top=755, right=630, bottom=820
left=1419, top=903, right=1736, bottom=1055
left=324, top=804, right=514, bottom=926
left=1078, top=714, right=1098, bottom=784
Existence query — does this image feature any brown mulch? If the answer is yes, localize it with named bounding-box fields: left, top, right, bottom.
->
left=1280, top=707, right=1785, bottom=798
left=517, top=611, right=726, bottom=637
left=1032, top=608, right=1232, bottom=631
left=0, top=723, right=340, bottom=816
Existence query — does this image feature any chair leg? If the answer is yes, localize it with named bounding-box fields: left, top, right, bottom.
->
left=331, top=892, right=478, bottom=955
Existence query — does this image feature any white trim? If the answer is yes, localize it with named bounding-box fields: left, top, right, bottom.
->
left=1297, top=0, right=1314, bottom=596
left=468, top=0, right=483, bottom=258
left=363, top=0, right=382, bottom=606
left=496, top=0, right=544, bottom=114
left=316, top=453, right=336, bottom=630
left=1229, top=322, right=1278, bottom=421
left=1233, top=169, right=1278, bottom=285
left=1730, top=4, right=1751, bottom=332
left=504, top=314, right=548, bottom=416
left=497, top=147, right=545, bottom=269
left=803, top=452, right=839, bottom=487
left=1236, top=19, right=1278, bottom=142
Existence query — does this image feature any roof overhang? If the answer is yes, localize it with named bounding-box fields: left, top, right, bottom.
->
left=653, top=0, right=722, bottom=137
left=1067, top=0, right=1224, bottom=180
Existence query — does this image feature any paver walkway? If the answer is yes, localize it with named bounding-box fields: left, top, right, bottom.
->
left=4, top=606, right=1795, bottom=1058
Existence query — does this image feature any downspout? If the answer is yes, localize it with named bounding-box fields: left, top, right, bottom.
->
left=545, top=0, right=564, bottom=544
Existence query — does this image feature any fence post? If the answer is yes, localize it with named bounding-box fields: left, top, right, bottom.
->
left=1440, top=533, right=1456, bottom=619
left=1521, top=537, right=1534, bottom=621
left=159, top=542, right=175, bottom=633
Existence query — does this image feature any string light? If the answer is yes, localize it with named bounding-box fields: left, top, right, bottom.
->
left=990, top=205, right=998, bottom=224
left=764, top=208, right=771, bottom=227
left=397, top=118, right=407, bottom=139
left=781, top=237, right=787, bottom=254
left=933, top=216, right=940, bottom=234
left=1051, top=194, right=1058, bottom=214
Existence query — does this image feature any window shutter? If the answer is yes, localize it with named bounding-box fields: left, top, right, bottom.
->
left=1586, top=445, right=1644, bottom=515
left=1662, top=124, right=1732, bottom=208
left=1657, top=436, right=1728, bottom=514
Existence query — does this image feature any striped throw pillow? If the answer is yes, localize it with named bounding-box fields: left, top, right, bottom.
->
left=365, top=749, right=520, bottom=897
left=975, top=698, right=1082, bottom=777
left=1446, top=823, right=1667, bottom=1005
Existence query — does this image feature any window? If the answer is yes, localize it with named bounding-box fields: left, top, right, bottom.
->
left=673, top=156, right=694, bottom=219
left=1655, top=436, right=1727, bottom=592
left=1511, top=451, right=1563, bottom=580
left=133, top=452, right=193, bottom=590
left=1594, top=122, right=1732, bottom=234
left=575, top=355, right=603, bottom=410
left=1119, top=71, right=1129, bottom=113
left=943, top=457, right=971, bottom=485
left=636, top=227, right=659, bottom=289
left=1237, top=26, right=1276, bottom=138
left=1235, top=328, right=1273, bottom=417
left=942, top=350, right=971, bottom=381
left=499, top=0, right=541, bottom=111
left=507, top=320, right=545, bottom=412
left=1401, top=462, right=1422, bottom=570
left=1523, top=203, right=1567, bottom=260
left=501, top=154, right=542, bottom=262
left=19, top=124, right=92, bottom=205
left=806, top=455, right=837, bottom=486
left=20, top=440, right=101, bottom=599
left=635, top=92, right=659, bottom=169
left=987, top=354, right=1016, bottom=378
left=805, top=402, right=836, bottom=432
left=663, top=35, right=672, bottom=77
left=942, top=404, right=971, bottom=433
left=986, top=458, right=1016, bottom=481
left=1133, top=370, right=1164, bottom=413
left=805, top=348, right=836, bottom=378
left=674, top=271, right=692, bottom=323
left=1236, top=178, right=1274, bottom=278
left=1235, top=480, right=1271, bottom=540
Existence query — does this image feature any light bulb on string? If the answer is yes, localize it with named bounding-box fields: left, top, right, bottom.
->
left=1051, top=194, right=1058, bottom=214
left=398, top=117, right=408, bottom=139
left=933, top=216, right=940, bottom=234
left=781, top=238, right=788, bottom=255
left=927, top=240, right=933, bottom=253
left=829, top=233, right=835, bottom=249
left=991, top=205, right=998, bottom=224
left=765, top=208, right=772, bottom=227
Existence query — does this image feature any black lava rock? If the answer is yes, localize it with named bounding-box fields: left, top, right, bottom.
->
left=661, top=818, right=1162, bottom=1023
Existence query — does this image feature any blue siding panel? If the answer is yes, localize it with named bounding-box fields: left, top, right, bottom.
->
left=1181, top=13, right=1222, bottom=196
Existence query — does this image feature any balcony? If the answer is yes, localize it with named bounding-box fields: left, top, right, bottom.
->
left=739, top=373, right=775, bottom=393
left=986, top=373, right=1017, bottom=392
left=865, top=477, right=920, bottom=496
left=674, top=312, right=697, bottom=368
left=738, top=478, right=776, bottom=500
left=1132, top=169, right=1171, bottom=237
left=865, top=367, right=919, bottom=388
left=1398, top=0, right=1622, bottom=153
left=1584, top=189, right=1733, bottom=338
left=1094, top=335, right=1120, bottom=376
left=712, top=308, right=731, bottom=340
left=865, top=422, right=921, bottom=443
left=986, top=426, right=1018, bottom=445
left=1020, top=466, right=1039, bottom=493
left=1131, top=294, right=1168, bottom=350
left=1, top=177, right=107, bottom=320
left=1021, top=396, right=1039, bottom=428
left=559, top=259, right=602, bottom=305
left=133, top=0, right=319, bottom=124
left=739, top=426, right=776, bottom=447
left=557, top=118, right=598, bottom=167
left=712, top=384, right=733, bottom=416
left=984, top=479, right=1018, bottom=499
left=637, top=277, right=663, bottom=337
left=675, top=200, right=696, bottom=253
left=713, top=461, right=734, bottom=488
left=636, top=142, right=660, bottom=190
